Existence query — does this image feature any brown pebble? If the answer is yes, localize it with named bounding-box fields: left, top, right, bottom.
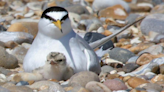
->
left=101, top=30, right=112, bottom=36
left=4, top=41, right=18, bottom=49
left=64, top=86, right=73, bottom=91
left=28, top=80, right=35, bottom=85
left=151, top=74, right=164, bottom=83
left=127, top=77, right=149, bottom=88
left=106, top=74, right=120, bottom=79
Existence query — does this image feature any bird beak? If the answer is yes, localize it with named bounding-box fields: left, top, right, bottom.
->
left=53, top=20, right=63, bottom=33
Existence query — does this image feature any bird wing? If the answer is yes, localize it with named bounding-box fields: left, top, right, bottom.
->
left=89, top=16, right=145, bottom=50
left=69, top=34, right=101, bottom=74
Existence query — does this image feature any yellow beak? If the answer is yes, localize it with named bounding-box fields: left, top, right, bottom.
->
left=53, top=20, right=62, bottom=32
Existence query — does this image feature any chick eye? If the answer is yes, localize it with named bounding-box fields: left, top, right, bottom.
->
left=57, top=59, right=63, bottom=62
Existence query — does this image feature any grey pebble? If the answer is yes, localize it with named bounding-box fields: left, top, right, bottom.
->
left=101, top=65, right=114, bottom=73
left=109, top=47, right=135, bottom=64
left=48, top=83, right=66, bottom=92
left=0, top=46, right=18, bottom=69
left=16, top=81, right=29, bottom=86
left=69, top=71, right=99, bottom=87
left=123, top=63, right=139, bottom=73
left=141, top=14, right=164, bottom=36
left=11, top=46, right=28, bottom=64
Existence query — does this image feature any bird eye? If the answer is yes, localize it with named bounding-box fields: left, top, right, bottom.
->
left=61, top=20, right=64, bottom=24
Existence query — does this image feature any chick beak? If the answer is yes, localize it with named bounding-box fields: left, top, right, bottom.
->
left=53, top=20, right=63, bottom=33
left=50, top=61, right=57, bottom=65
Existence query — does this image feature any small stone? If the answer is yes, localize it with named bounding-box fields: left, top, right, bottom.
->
left=123, top=63, right=139, bottom=73
left=106, top=74, right=120, bottom=79
left=11, top=46, right=28, bottom=64
left=98, top=5, right=128, bottom=20
left=144, top=72, right=156, bottom=80
left=129, top=3, right=152, bottom=12
left=0, top=86, right=10, bottom=92
left=151, top=4, right=164, bottom=14
left=138, top=45, right=163, bottom=55
left=127, top=56, right=139, bottom=64
left=29, top=81, right=57, bottom=90
left=101, top=65, right=114, bottom=73
left=92, top=0, right=130, bottom=12
left=136, top=53, right=153, bottom=66
left=101, top=30, right=113, bottom=36
left=141, top=14, right=164, bottom=36
left=85, top=81, right=111, bottom=92
left=27, top=80, right=35, bottom=85
left=127, top=77, right=149, bottom=88
left=7, top=22, right=38, bottom=37
left=69, top=86, right=89, bottom=92
left=0, top=32, right=34, bottom=44
left=0, top=74, right=6, bottom=82
left=0, top=46, right=18, bottom=69
left=103, top=79, right=128, bottom=91
left=151, top=74, right=164, bottom=83
left=142, top=83, right=162, bottom=92
left=66, top=5, right=89, bottom=15
left=4, top=41, right=18, bottom=49
left=128, top=42, right=155, bottom=54
left=16, top=81, right=29, bottom=86
left=7, top=86, right=33, bottom=92
left=0, top=67, right=12, bottom=76
left=49, top=83, right=66, bottom=92
left=1, top=82, right=15, bottom=88
left=0, top=41, right=5, bottom=47
left=109, top=47, right=135, bottom=63
left=69, top=71, right=99, bottom=87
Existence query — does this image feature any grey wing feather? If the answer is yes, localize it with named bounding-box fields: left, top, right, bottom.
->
left=74, top=35, right=101, bottom=74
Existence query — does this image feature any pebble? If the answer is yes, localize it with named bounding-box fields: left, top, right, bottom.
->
left=85, top=81, right=111, bottom=92
left=129, top=42, right=155, bottom=54
left=103, top=79, right=128, bottom=91
left=129, top=3, right=152, bottom=12
left=142, top=83, right=163, bottom=91
left=151, top=4, right=164, bottom=14
left=127, top=77, right=149, bottom=88
left=28, top=81, right=57, bottom=90
left=0, top=67, right=12, bottom=76
left=7, top=86, right=33, bottom=92
left=0, top=32, right=34, bottom=44
left=0, top=46, right=18, bottom=69
left=0, top=41, right=5, bottom=47
left=0, top=86, right=10, bottom=92
left=4, top=41, right=18, bottom=49
left=101, top=65, right=114, bottom=73
left=69, top=71, right=99, bottom=87
left=151, top=74, right=164, bottom=83
left=92, top=0, right=130, bottom=12
left=123, top=63, right=139, bottom=73
left=48, top=83, right=66, bottom=92
left=98, top=5, right=128, bottom=20
left=11, top=46, right=28, bottom=64
left=138, top=45, right=163, bottom=55
left=7, top=22, right=38, bottom=37
left=141, top=14, right=164, bottom=35
left=109, top=47, right=135, bottom=63
left=66, top=5, right=89, bottom=14
left=16, top=81, right=29, bottom=86
left=67, top=86, right=89, bottom=92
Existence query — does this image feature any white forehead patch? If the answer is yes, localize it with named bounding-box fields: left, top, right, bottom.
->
left=46, top=11, right=67, bottom=20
